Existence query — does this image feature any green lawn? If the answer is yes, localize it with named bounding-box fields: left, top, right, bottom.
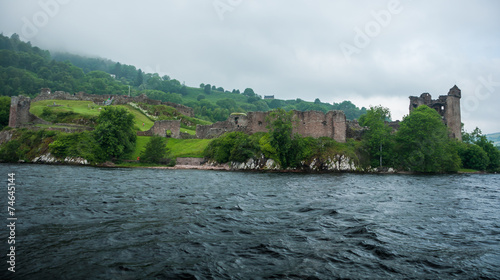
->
left=31, top=100, right=155, bottom=131
left=130, top=136, right=212, bottom=160
left=30, top=100, right=101, bottom=117
left=116, top=104, right=154, bottom=131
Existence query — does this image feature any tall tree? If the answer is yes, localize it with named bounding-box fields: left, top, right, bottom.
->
left=93, top=107, right=136, bottom=160
left=395, top=105, right=460, bottom=172
left=135, top=69, right=144, bottom=86
left=266, top=108, right=294, bottom=168
left=140, top=136, right=170, bottom=164
left=358, top=106, right=393, bottom=167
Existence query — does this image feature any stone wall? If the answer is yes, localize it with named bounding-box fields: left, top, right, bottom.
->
left=137, top=120, right=181, bottom=138
left=176, top=157, right=204, bottom=166
left=196, top=110, right=348, bottom=142
left=9, top=96, right=50, bottom=128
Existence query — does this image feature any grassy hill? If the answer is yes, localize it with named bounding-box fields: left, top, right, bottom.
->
left=29, top=99, right=213, bottom=159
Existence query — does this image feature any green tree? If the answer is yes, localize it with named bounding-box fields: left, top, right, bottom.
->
left=203, top=132, right=256, bottom=163
left=0, top=140, right=20, bottom=162
left=463, top=127, right=500, bottom=171
left=135, top=69, right=143, bottom=86
left=266, top=108, right=294, bottom=168
left=457, top=142, right=489, bottom=170
left=0, top=96, right=10, bottom=129
left=204, top=84, right=212, bottom=95
left=358, top=106, right=394, bottom=167
left=140, top=136, right=170, bottom=164
left=243, top=88, right=256, bottom=97
left=93, top=107, right=136, bottom=160
left=395, top=105, right=460, bottom=172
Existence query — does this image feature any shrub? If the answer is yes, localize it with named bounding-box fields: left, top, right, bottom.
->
left=140, top=136, right=172, bottom=164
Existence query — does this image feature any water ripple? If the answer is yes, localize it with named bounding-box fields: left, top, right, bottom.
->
left=1, top=164, right=499, bottom=279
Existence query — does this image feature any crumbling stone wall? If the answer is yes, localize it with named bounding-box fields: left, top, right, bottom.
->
left=409, top=85, right=461, bottom=140
left=9, top=96, right=50, bottom=128
left=137, top=120, right=181, bottom=138
left=196, top=110, right=348, bottom=142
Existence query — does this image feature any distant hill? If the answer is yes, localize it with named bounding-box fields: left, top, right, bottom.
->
left=486, top=132, right=500, bottom=147
left=0, top=33, right=368, bottom=123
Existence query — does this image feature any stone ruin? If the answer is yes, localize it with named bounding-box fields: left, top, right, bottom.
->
left=8, top=96, right=50, bottom=128
left=409, top=85, right=462, bottom=140
left=195, top=110, right=348, bottom=142
left=8, top=85, right=462, bottom=142
left=137, top=120, right=181, bottom=138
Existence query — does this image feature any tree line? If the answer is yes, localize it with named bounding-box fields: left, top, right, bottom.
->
left=204, top=105, right=500, bottom=173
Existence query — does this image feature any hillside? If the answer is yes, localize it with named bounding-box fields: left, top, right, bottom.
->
left=0, top=33, right=367, bottom=124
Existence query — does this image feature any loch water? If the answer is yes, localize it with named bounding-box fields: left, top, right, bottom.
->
left=1, top=163, right=499, bottom=279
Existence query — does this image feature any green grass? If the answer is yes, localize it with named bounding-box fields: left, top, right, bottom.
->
left=116, top=104, right=154, bottom=131
left=31, top=99, right=101, bottom=117
left=458, top=168, right=481, bottom=173
left=31, top=100, right=156, bottom=131
left=167, top=138, right=212, bottom=158
left=130, top=136, right=212, bottom=160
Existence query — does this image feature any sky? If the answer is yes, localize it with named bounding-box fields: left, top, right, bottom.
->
left=1, top=0, right=499, bottom=133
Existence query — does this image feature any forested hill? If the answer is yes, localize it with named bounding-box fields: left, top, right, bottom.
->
left=0, top=33, right=367, bottom=122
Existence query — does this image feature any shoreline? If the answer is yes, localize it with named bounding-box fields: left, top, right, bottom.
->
left=2, top=161, right=494, bottom=174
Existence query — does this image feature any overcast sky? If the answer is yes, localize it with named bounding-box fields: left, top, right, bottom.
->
left=1, top=0, right=499, bottom=133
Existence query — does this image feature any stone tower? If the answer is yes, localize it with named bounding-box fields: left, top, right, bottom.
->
left=8, top=95, right=49, bottom=128
left=8, top=96, right=33, bottom=128
left=409, top=85, right=462, bottom=141
left=445, top=85, right=462, bottom=141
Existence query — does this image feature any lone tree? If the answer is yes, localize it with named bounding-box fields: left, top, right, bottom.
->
left=140, top=136, right=170, bottom=164
left=93, top=107, right=136, bottom=160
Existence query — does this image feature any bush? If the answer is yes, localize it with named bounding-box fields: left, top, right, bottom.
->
left=0, top=140, right=21, bottom=162
left=140, top=136, right=171, bottom=164
left=49, top=131, right=105, bottom=163
left=203, top=132, right=258, bottom=163
left=458, top=142, right=489, bottom=171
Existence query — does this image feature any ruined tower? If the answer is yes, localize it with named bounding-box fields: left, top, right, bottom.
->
left=9, top=96, right=33, bottom=128
left=8, top=95, right=49, bottom=128
left=409, top=85, right=462, bottom=141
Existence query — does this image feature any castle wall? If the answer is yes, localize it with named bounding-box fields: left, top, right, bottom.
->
left=9, top=96, right=50, bottom=128
left=196, top=110, right=348, bottom=142
left=137, top=120, right=181, bottom=138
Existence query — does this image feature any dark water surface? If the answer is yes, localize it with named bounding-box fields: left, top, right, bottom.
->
left=1, top=163, right=499, bottom=279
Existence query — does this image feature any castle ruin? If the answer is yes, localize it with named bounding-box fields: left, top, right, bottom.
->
left=8, top=85, right=462, bottom=142
left=195, top=110, right=348, bottom=142
left=8, top=96, right=50, bottom=128
left=409, top=85, right=462, bottom=140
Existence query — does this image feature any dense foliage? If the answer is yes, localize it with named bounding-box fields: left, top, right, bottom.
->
left=203, top=109, right=367, bottom=169
left=460, top=127, right=500, bottom=171
left=358, top=106, right=393, bottom=167
left=0, top=96, right=10, bottom=129
left=394, top=105, right=460, bottom=172
left=139, top=136, right=173, bottom=165
left=93, top=107, right=136, bottom=160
